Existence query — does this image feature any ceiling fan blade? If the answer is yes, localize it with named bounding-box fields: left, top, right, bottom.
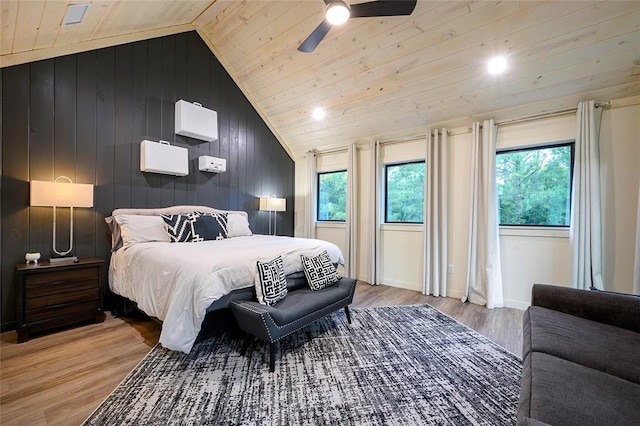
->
left=298, top=20, right=333, bottom=53
left=350, top=0, right=417, bottom=18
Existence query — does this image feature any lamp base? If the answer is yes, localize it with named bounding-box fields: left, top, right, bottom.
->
left=49, top=256, right=78, bottom=264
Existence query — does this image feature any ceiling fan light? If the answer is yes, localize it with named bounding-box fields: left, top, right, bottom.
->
left=326, top=2, right=350, bottom=26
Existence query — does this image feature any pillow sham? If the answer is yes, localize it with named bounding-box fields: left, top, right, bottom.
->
left=191, top=212, right=228, bottom=241
left=161, top=213, right=194, bottom=243
left=104, top=216, right=123, bottom=252
left=227, top=213, right=252, bottom=237
left=301, top=250, right=340, bottom=291
left=111, top=215, right=169, bottom=250
left=255, top=256, right=288, bottom=306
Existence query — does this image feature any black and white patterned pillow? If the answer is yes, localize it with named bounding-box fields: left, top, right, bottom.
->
left=301, top=250, right=340, bottom=290
left=191, top=212, right=229, bottom=242
left=161, top=213, right=193, bottom=242
left=255, top=256, right=288, bottom=306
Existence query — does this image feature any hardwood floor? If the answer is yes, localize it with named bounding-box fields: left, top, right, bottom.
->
left=0, top=282, right=524, bottom=425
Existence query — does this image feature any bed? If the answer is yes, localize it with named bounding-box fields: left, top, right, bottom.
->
left=106, top=205, right=344, bottom=353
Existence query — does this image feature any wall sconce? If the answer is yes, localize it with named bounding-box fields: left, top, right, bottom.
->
left=259, top=196, right=286, bottom=236
left=30, top=176, right=94, bottom=263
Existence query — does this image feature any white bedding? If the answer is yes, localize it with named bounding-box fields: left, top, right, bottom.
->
left=109, top=235, right=344, bottom=353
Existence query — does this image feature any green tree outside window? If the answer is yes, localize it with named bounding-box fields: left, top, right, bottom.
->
left=385, top=161, right=425, bottom=223
left=317, top=171, right=347, bottom=221
left=496, top=143, right=573, bottom=226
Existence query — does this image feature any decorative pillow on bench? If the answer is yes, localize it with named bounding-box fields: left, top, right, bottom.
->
left=255, top=256, right=288, bottom=306
left=301, top=250, right=340, bottom=290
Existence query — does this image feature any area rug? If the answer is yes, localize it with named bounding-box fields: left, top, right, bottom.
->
left=84, top=305, right=522, bottom=425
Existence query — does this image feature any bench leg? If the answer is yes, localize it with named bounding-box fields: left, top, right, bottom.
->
left=344, top=305, right=352, bottom=324
left=240, top=334, right=252, bottom=356
left=269, top=342, right=276, bottom=373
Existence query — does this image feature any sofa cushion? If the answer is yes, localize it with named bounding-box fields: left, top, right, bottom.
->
left=267, top=285, right=350, bottom=326
left=523, top=306, right=640, bottom=384
left=518, top=352, right=640, bottom=426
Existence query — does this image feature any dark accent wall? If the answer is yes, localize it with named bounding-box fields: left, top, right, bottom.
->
left=0, top=31, right=295, bottom=332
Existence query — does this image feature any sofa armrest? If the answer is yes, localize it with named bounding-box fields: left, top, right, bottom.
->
left=531, top=284, right=640, bottom=333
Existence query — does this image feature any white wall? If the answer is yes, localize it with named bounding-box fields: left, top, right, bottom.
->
left=294, top=98, right=640, bottom=308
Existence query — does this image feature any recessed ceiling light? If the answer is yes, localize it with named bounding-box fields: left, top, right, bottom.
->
left=487, top=56, right=508, bottom=75
left=325, top=1, right=351, bottom=26
left=312, top=107, right=326, bottom=121
left=63, top=3, right=90, bottom=26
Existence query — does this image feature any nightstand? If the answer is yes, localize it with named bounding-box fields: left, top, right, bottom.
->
left=15, top=257, right=105, bottom=343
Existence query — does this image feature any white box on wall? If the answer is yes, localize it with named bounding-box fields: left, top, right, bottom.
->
left=140, top=140, right=189, bottom=176
left=175, top=100, right=218, bottom=142
left=198, top=156, right=226, bottom=173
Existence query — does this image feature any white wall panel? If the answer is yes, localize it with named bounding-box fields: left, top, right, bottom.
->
left=379, top=226, right=423, bottom=292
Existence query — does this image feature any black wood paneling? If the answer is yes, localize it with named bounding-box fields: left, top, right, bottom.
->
left=0, top=31, right=295, bottom=332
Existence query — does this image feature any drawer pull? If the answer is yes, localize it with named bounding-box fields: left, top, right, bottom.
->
left=51, top=281, right=65, bottom=286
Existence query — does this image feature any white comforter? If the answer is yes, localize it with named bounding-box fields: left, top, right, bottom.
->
left=109, top=235, right=344, bottom=353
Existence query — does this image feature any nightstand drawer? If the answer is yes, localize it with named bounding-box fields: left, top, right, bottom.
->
left=25, top=267, right=98, bottom=286
left=25, top=278, right=99, bottom=300
left=26, top=299, right=100, bottom=323
left=26, top=285, right=99, bottom=310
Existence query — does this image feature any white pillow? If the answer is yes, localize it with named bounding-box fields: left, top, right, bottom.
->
left=114, top=215, right=170, bottom=249
left=227, top=213, right=252, bottom=237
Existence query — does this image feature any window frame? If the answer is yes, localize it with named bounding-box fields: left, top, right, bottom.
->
left=496, top=141, right=575, bottom=228
left=384, top=160, right=425, bottom=224
left=316, top=169, right=347, bottom=222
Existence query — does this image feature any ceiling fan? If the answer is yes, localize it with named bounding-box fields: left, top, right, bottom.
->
left=298, top=0, right=417, bottom=53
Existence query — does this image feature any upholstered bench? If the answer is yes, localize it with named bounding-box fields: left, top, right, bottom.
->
left=231, top=274, right=356, bottom=372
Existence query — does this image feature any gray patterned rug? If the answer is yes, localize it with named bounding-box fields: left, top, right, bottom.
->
left=84, top=305, right=522, bottom=425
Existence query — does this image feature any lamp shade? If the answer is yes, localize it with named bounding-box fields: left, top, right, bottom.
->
left=259, top=197, right=286, bottom=212
left=30, top=180, right=94, bottom=207
left=270, top=197, right=286, bottom=212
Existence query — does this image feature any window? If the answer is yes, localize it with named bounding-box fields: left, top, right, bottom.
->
left=496, top=142, right=574, bottom=227
left=385, top=161, right=425, bottom=223
left=317, top=170, right=347, bottom=221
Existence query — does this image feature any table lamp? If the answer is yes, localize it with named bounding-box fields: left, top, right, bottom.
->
left=30, top=176, right=94, bottom=263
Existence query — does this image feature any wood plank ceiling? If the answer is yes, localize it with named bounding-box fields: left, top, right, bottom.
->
left=2, top=1, right=639, bottom=159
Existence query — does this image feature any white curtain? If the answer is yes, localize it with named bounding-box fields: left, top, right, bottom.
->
left=423, top=129, right=448, bottom=297
left=464, top=120, right=504, bottom=308
left=570, top=100, right=604, bottom=290
left=305, top=151, right=317, bottom=239
left=345, top=143, right=358, bottom=278
left=634, top=184, right=640, bottom=295
left=369, top=140, right=380, bottom=285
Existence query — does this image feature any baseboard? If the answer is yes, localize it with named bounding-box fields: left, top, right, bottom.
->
left=503, top=299, right=530, bottom=310
left=446, top=289, right=464, bottom=300
left=378, top=278, right=421, bottom=293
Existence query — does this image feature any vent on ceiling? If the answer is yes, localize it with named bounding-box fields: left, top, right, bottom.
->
left=63, top=4, right=90, bottom=26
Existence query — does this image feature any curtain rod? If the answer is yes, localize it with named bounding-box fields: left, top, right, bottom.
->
left=312, top=146, right=348, bottom=155
left=494, top=100, right=610, bottom=127
left=379, top=129, right=449, bottom=146
left=314, top=100, right=611, bottom=154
